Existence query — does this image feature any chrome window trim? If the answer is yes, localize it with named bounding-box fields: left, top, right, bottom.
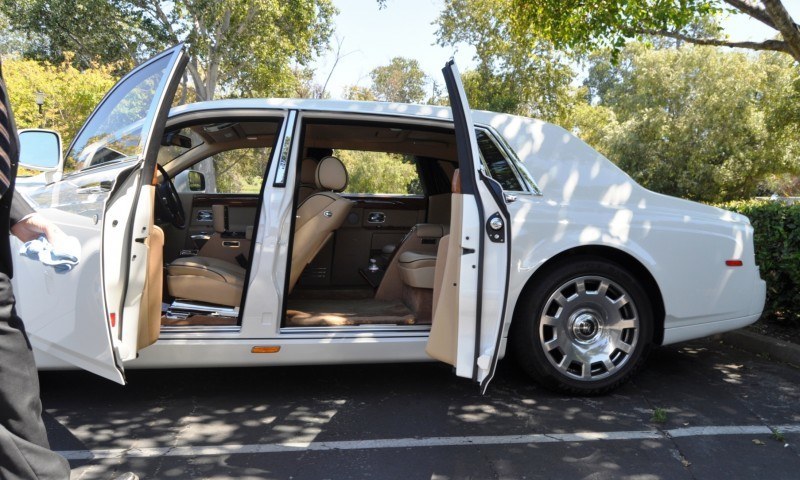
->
left=273, top=109, right=297, bottom=187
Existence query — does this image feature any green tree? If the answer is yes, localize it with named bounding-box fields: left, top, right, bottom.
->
left=573, top=44, right=799, bottom=202
left=3, top=55, right=118, bottom=148
left=2, top=0, right=336, bottom=100
left=336, top=150, right=420, bottom=195
left=369, top=57, right=427, bottom=103
left=343, top=85, right=376, bottom=101
left=502, top=0, right=800, bottom=62
left=435, top=0, right=578, bottom=123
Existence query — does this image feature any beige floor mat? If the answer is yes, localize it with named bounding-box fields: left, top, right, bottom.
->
left=285, top=298, right=421, bottom=327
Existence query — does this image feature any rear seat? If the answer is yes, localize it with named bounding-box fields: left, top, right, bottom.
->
left=397, top=224, right=447, bottom=290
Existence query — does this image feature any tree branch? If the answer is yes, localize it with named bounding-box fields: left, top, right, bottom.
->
left=762, top=0, right=800, bottom=61
left=636, top=28, right=790, bottom=55
left=723, top=0, right=776, bottom=30
left=149, top=0, right=180, bottom=42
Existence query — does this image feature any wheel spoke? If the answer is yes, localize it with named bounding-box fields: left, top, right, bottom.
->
left=602, top=358, right=617, bottom=374
left=616, top=319, right=637, bottom=330
left=553, top=292, right=568, bottom=307
left=580, top=362, right=591, bottom=380
left=576, top=279, right=586, bottom=295
left=610, top=294, right=629, bottom=308
left=541, top=315, right=559, bottom=326
left=544, top=337, right=560, bottom=352
left=596, top=280, right=609, bottom=297
left=616, top=341, right=632, bottom=354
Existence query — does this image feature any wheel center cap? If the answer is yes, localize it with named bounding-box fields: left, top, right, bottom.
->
left=571, top=312, right=601, bottom=343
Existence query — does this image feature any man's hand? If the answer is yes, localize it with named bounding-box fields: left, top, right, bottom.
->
left=11, top=213, right=65, bottom=244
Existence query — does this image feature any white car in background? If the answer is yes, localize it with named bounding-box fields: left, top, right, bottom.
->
left=16, top=45, right=765, bottom=395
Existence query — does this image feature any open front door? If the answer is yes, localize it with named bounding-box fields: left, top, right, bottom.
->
left=427, top=60, right=512, bottom=393
left=13, top=45, right=187, bottom=384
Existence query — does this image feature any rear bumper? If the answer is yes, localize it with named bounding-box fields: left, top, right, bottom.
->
left=662, top=278, right=766, bottom=346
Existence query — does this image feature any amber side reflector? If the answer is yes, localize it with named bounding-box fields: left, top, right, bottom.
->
left=110, top=313, right=116, bottom=327
left=725, top=260, right=743, bottom=267
left=251, top=346, right=281, bottom=354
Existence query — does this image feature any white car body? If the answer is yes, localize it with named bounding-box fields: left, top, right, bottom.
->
left=14, top=46, right=765, bottom=393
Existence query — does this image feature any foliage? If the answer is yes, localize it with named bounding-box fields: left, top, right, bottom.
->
left=2, top=56, right=117, bottom=149
left=505, top=0, right=800, bottom=62
left=212, top=147, right=273, bottom=194
left=435, top=0, right=577, bottom=123
left=336, top=150, right=421, bottom=195
left=343, top=85, right=376, bottom=102
left=1, top=0, right=163, bottom=71
left=717, top=199, right=800, bottom=323
left=572, top=44, right=799, bottom=203
left=1, top=0, right=337, bottom=100
left=369, top=57, right=427, bottom=104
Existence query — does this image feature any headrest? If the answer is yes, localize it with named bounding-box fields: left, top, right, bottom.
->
left=315, top=156, right=348, bottom=192
left=299, top=158, right=317, bottom=185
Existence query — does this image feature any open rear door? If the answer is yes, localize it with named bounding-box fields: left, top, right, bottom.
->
left=13, top=45, right=187, bottom=383
left=427, top=60, right=512, bottom=393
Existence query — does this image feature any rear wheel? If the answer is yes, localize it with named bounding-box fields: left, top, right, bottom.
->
left=512, top=257, right=653, bottom=395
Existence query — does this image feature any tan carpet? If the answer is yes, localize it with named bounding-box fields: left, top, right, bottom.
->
left=285, top=298, right=422, bottom=327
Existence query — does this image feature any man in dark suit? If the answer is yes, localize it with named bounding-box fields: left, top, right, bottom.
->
left=0, top=62, right=72, bottom=479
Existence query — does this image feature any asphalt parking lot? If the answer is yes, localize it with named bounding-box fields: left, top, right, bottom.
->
left=40, top=337, right=800, bottom=480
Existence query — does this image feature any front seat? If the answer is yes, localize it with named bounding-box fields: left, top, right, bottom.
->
left=288, top=155, right=353, bottom=293
left=166, top=255, right=246, bottom=307
left=166, top=156, right=351, bottom=306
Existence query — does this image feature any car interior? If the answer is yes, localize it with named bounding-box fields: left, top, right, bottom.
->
left=146, top=115, right=522, bottom=336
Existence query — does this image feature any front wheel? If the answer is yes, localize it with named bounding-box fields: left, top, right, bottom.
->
left=512, top=257, right=653, bottom=395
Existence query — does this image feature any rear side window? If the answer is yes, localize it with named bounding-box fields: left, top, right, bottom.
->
left=476, top=130, right=523, bottom=191
left=335, top=149, right=423, bottom=196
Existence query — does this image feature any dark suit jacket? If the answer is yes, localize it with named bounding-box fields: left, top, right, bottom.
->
left=0, top=63, right=37, bottom=277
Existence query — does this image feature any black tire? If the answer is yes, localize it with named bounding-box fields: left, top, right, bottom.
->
left=512, top=256, right=653, bottom=395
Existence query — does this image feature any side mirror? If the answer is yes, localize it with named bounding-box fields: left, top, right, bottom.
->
left=18, top=129, right=63, bottom=171
left=187, top=170, right=206, bottom=192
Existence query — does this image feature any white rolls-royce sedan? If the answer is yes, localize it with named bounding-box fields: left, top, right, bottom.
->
left=15, top=45, right=765, bottom=395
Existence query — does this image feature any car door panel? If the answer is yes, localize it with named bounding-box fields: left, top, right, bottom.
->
left=427, top=60, right=512, bottom=392
left=12, top=45, right=188, bottom=383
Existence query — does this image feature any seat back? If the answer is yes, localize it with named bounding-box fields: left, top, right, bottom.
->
left=288, top=156, right=352, bottom=293
left=297, top=157, right=319, bottom=203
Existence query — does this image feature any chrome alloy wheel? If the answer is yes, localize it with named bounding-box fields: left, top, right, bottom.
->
left=538, top=275, right=640, bottom=381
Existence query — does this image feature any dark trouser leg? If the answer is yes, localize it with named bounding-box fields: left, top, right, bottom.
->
left=0, top=273, right=70, bottom=479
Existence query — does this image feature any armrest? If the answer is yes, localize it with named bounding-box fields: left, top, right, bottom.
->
left=415, top=223, right=446, bottom=239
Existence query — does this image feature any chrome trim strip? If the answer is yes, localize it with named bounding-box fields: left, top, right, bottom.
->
left=273, top=109, right=297, bottom=187
left=169, top=300, right=239, bottom=317
left=281, top=325, right=432, bottom=335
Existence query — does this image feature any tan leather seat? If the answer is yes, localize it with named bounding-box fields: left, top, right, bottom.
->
left=166, top=255, right=246, bottom=307
left=397, top=224, right=447, bottom=290
left=289, top=156, right=353, bottom=293
left=398, top=251, right=437, bottom=289
left=297, top=157, right=318, bottom=203
left=166, top=156, right=351, bottom=305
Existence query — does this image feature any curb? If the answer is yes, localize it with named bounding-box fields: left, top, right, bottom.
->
left=718, top=329, right=800, bottom=367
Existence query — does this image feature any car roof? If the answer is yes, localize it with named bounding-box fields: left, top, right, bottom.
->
left=168, top=98, right=458, bottom=122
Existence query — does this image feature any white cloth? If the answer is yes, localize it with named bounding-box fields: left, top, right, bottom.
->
left=19, top=234, right=81, bottom=273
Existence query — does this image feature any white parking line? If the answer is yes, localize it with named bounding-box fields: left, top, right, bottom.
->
left=57, top=423, right=799, bottom=460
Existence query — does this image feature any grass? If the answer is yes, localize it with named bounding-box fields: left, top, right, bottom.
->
left=651, top=407, right=668, bottom=424
left=771, top=427, right=786, bottom=443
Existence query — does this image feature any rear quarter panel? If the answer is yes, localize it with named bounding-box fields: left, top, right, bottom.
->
left=476, top=112, right=764, bottom=344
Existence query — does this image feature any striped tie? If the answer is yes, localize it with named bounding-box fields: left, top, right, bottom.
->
left=0, top=75, right=13, bottom=197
